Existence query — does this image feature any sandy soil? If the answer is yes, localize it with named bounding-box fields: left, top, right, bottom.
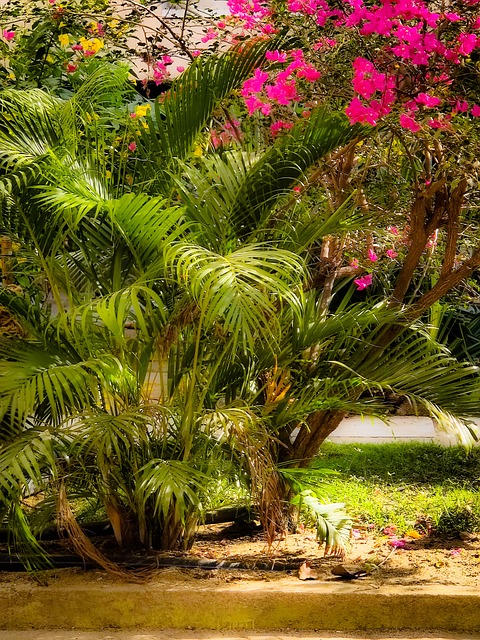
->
left=166, top=523, right=480, bottom=587
left=1, top=523, right=479, bottom=587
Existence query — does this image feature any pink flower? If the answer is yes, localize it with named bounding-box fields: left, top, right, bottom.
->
left=297, top=65, right=321, bottom=82
left=217, top=20, right=226, bottom=28
left=346, top=97, right=381, bottom=126
left=383, top=525, right=397, bottom=536
left=128, top=142, right=137, bottom=152
left=367, top=248, right=378, bottom=262
left=242, top=67, right=269, bottom=94
left=350, top=258, right=359, bottom=269
left=2, top=29, right=15, bottom=41
left=354, top=273, right=373, bottom=290
left=458, top=33, right=478, bottom=56
left=129, top=112, right=137, bottom=118
left=386, top=249, right=398, bottom=259
left=266, top=49, right=288, bottom=62
left=416, top=93, right=441, bottom=108
left=162, top=55, right=173, bottom=65
left=450, top=548, right=462, bottom=557
left=270, top=120, right=293, bottom=135
left=262, top=23, right=276, bottom=34
left=455, top=100, right=469, bottom=112
left=176, top=66, right=185, bottom=73
left=192, top=50, right=201, bottom=57
left=387, top=226, right=399, bottom=235
left=399, top=113, right=421, bottom=132
left=66, top=63, right=77, bottom=73
left=293, top=185, right=301, bottom=193
left=389, top=539, right=406, bottom=549
left=71, top=44, right=83, bottom=51
left=471, top=105, right=480, bottom=117
left=444, top=12, right=463, bottom=22
left=352, top=529, right=362, bottom=539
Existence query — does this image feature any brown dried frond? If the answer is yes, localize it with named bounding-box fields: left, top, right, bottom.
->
left=158, top=302, right=198, bottom=358
left=0, top=305, right=26, bottom=338
left=236, top=430, right=287, bottom=548
left=56, top=483, right=150, bottom=583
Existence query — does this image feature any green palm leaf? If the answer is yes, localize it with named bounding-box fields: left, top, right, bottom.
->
left=166, top=242, right=304, bottom=349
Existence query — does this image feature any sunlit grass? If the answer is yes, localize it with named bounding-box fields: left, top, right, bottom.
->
left=312, top=442, right=480, bottom=534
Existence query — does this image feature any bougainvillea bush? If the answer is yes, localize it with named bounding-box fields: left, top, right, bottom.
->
left=183, top=0, right=480, bottom=460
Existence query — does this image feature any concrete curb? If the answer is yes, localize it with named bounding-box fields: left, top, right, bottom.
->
left=2, top=579, right=480, bottom=632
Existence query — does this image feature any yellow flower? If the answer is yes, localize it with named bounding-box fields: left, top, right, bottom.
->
left=135, top=104, right=151, bottom=118
left=79, top=37, right=104, bottom=54
left=193, top=146, right=203, bottom=157
left=11, top=242, right=21, bottom=252
left=7, top=72, right=15, bottom=80
left=108, top=19, right=119, bottom=29
left=46, top=54, right=54, bottom=63
left=58, top=33, right=70, bottom=47
left=105, top=170, right=112, bottom=179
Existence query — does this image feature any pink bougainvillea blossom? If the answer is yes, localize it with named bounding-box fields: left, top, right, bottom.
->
left=400, top=113, right=421, bottom=132
left=368, top=248, right=378, bottom=262
left=389, top=539, right=406, bottom=548
left=383, top=524, right=397, bottom=536
left=270, top=120, right=293, bottom=135
left=387, top=226, right=399, bottom=235
left=266, top=49, right=288, bottom=62
left=416, top=93, right=441, bottom=108
left=386, top=249, right=398, bottom=259
left=2, top=29, right=15, bottom=41
left=232, top=0, right=480, bottom=131
left=350, top=257, right=359, bottom=269
left=354, top=273, right=373, bottom=290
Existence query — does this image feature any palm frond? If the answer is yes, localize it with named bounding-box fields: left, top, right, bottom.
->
left=290, top=489, right=352, bottom=556
left=228, top=108, right=362, bottom=236
left=166, top=242, right=304, bottom=350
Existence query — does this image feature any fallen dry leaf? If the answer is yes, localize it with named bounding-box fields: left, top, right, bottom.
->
left=298, top=561, right=318, bottom=580
left=331, top=563, right=367, bottom=580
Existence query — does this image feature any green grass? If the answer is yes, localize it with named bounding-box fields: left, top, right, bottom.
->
left=311, top=442, right=480, bottom=534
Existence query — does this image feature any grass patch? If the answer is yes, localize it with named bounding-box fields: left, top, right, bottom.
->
left=312, top=442, right=480, bottom=534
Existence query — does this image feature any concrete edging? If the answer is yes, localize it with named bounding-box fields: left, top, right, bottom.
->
left=1, top=579, right=480, bottom=632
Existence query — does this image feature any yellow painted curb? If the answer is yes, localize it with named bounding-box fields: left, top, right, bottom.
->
left=1, top=577, right=480, bottom=631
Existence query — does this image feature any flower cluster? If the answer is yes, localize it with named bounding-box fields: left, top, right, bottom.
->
left=230, top=0, right=480, bottom=131
left=152, top=55, right=173, bottom=85
left=241, top=49, right=320, bottom=118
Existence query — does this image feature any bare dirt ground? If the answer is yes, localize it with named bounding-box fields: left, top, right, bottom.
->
left=1, top=522, right=479, bottom=587
left=164, top=523, right=480, bottom=587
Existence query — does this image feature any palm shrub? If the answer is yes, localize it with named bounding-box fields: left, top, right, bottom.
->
left=1, top=43, right=480, bottom=570
left=0, top=45, right=362, bottom=565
